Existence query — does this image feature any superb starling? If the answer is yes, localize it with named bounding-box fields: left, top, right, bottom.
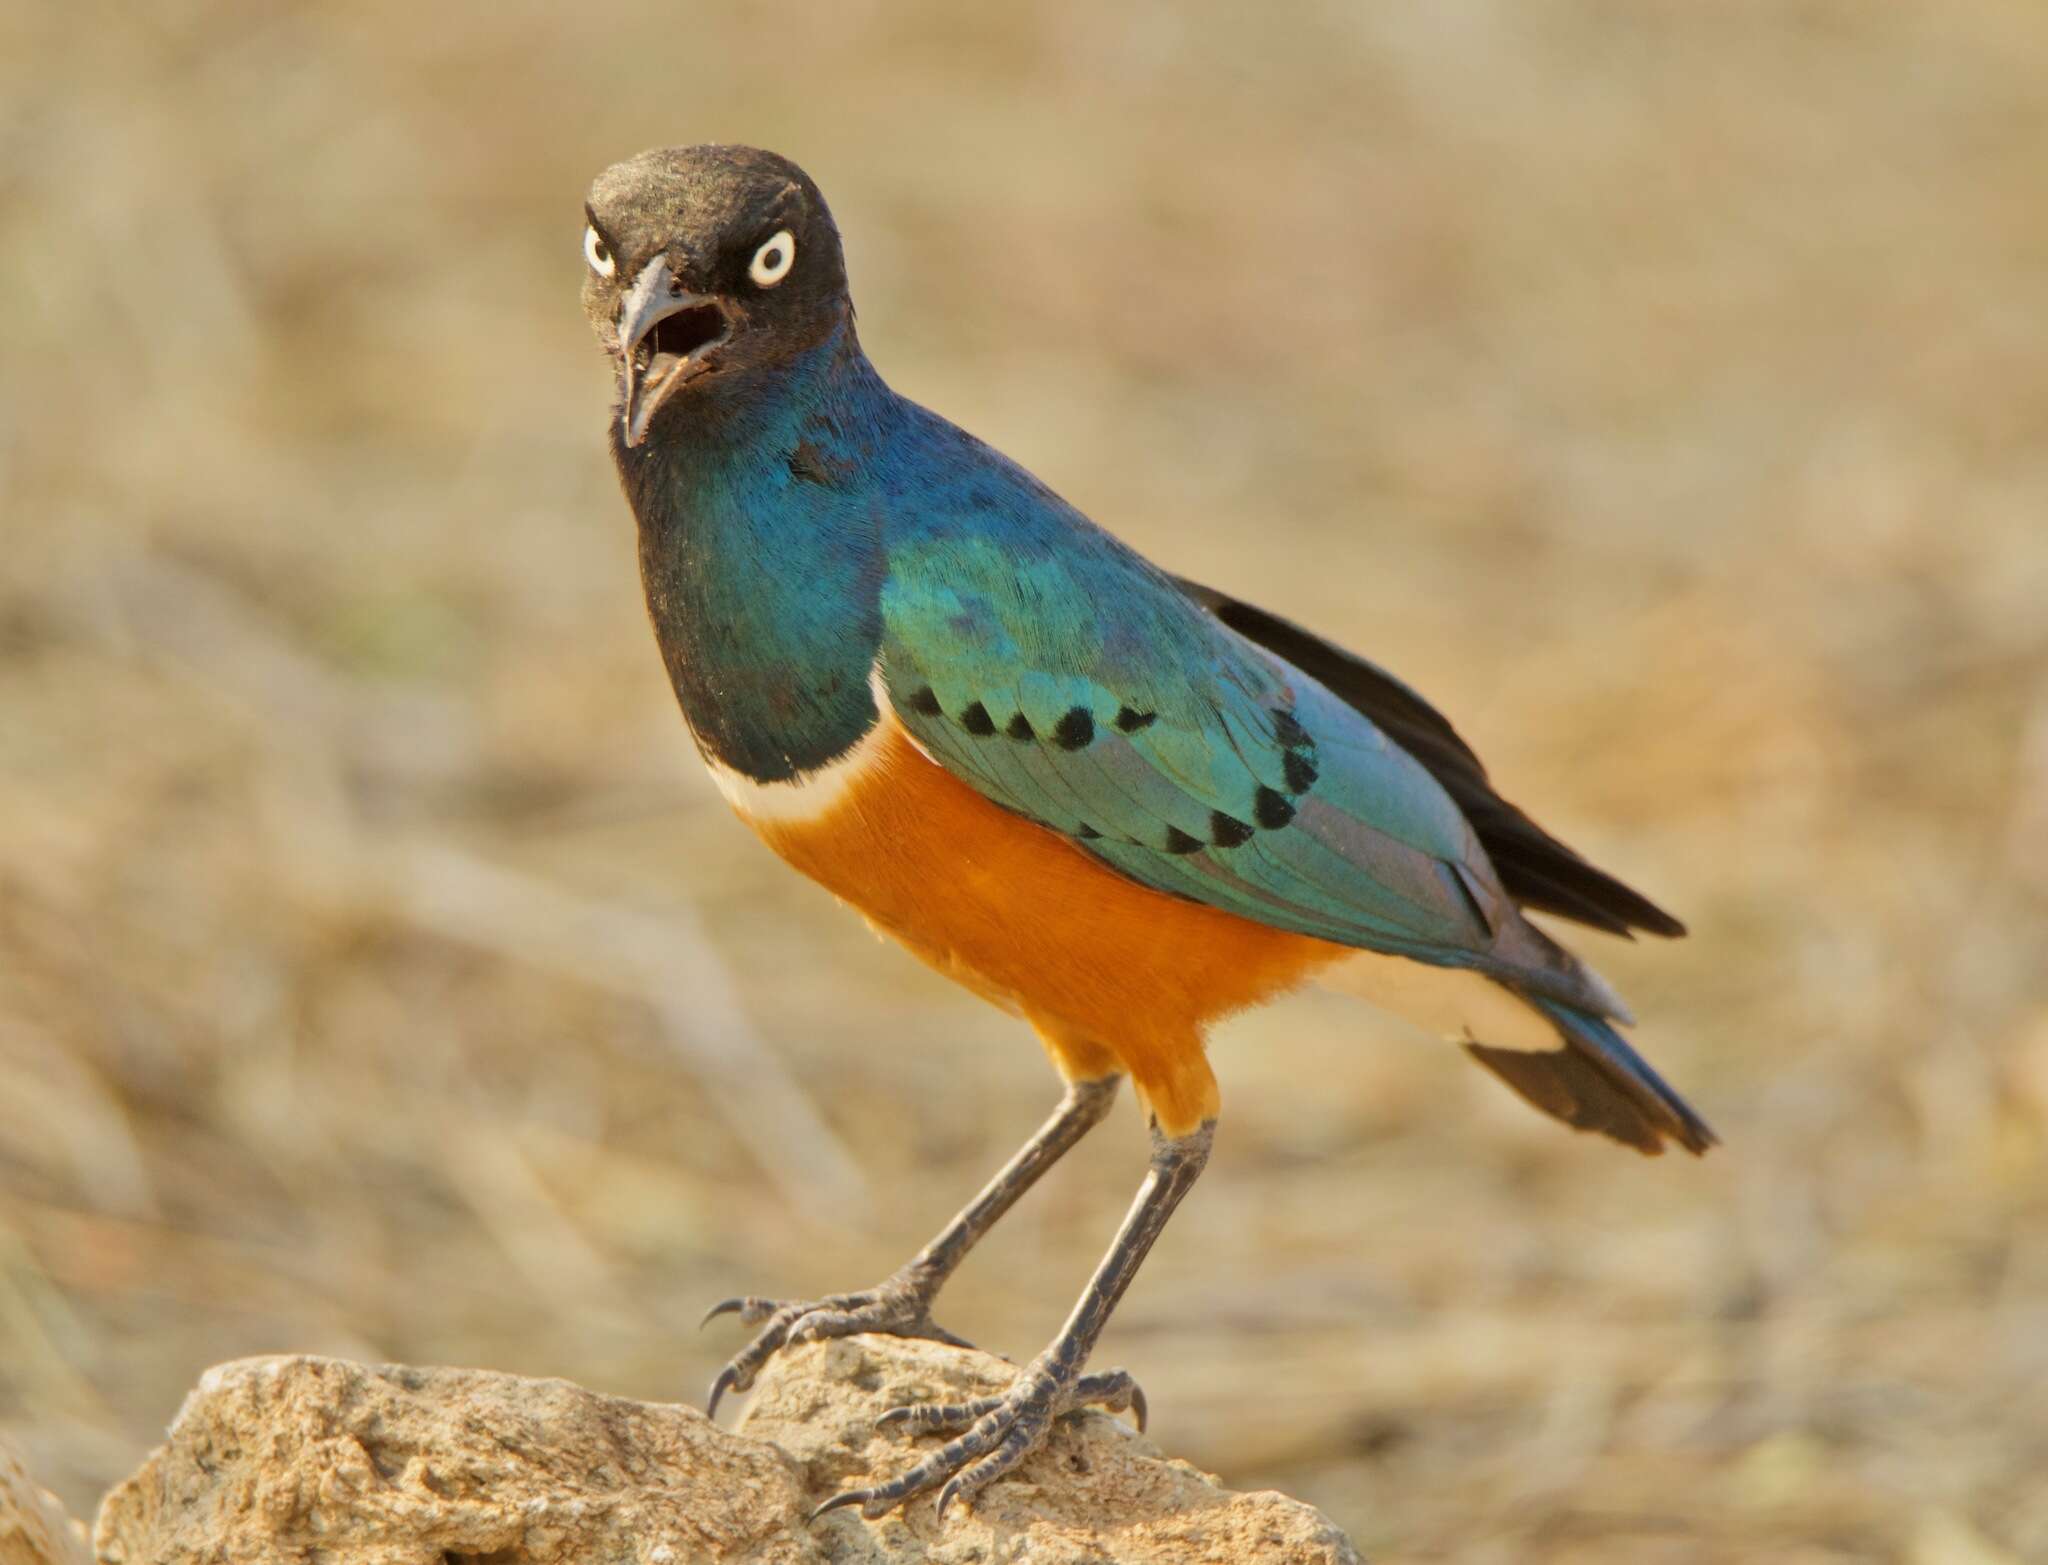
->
left=580, top=144, right=1712, bottom=1522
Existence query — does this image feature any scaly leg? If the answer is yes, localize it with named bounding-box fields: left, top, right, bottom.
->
left=812, top=1116, right=1215, bottom=1522
left=704, top=1074, right=1121, bottom=1415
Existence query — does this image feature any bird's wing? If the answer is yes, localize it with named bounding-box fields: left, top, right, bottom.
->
left=875, top=500, right=1615, bottom=1014
left=1171, top=578, right=1685, bottom=938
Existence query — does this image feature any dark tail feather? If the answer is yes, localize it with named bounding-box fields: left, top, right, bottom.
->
left=1466, top=998, right=1716, bottom=1156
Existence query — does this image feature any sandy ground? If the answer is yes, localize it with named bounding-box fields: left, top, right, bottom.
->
left=3, top=3, right=2045, bottom=1560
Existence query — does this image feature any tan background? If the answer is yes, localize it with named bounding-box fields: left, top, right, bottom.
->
left=4, top=3, right=2046, bottom=1561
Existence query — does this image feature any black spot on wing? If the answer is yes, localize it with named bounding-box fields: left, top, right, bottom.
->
left=960, top=701, right=997, bottom=736
left=1253, top=787, right=1296, bottom=830
left=1209, top=811, right=1254, bottom=848
left=1283, top=748, right=1319, bottom=794
left=1052, top=707, right=1095, bottom=750
left=1272, top=708, right=1313, bottom=750
left=1005, top=712, right=1036, bottom=740
left=1075, top=823, right=1101, bottom=840
left=906, top=684, right=942, bottom=716
left=1114, top=706, right=1156, bottom=733
left=1163, top=825, right=1205, bottom=855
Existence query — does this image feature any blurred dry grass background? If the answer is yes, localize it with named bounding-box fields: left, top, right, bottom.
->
left=3, top=2, right=2046, bottom=1560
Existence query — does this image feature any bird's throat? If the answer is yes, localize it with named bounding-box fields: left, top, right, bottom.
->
left=622, top=332, right=890, bottom=783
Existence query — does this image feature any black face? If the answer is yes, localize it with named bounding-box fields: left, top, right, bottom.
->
left=581, top=145, right=849, bottom=446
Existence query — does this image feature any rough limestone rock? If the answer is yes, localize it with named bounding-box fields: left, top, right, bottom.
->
left=94, top=1336, right=1359, bottom=1564
left=0, top=1438, right=91, bottom=1565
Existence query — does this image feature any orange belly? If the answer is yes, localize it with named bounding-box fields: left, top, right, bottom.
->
left=738, top=717, right=1349, bottom=1134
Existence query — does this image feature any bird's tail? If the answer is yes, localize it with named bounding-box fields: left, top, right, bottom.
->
left=1465, top=996, right=1717, bottom=1157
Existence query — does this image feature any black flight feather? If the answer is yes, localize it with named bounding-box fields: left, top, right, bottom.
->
left=1175, top=578, right=1686, bottom=940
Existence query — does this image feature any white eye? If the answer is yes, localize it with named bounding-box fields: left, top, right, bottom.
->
left=748, top=229, right=796, bottom=288
left=584, top=225, right=615, bottom=278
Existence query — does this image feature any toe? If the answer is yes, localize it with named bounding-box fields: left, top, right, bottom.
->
left=933, top=1418, right=1039, bottom=1519
left=814, top=1374, right=1077, bottom=1521
left=1069, top=1367, right=1146, bottom=1428
left=859, top=1415, right=1009, bottom=1516
left=876, top=1393, right=1005, bottom=1433
left=705, top=1300, right=823, bottom=1415
left=704, top=1282, right=992, bottom=1441
left=922, top=1320, right=978, bottom=1350
left=786, top=1307, right=866, bottom=1343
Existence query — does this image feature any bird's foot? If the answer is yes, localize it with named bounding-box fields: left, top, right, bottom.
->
left=811, top=1357, right=1146, bottom=1522
left=702, top=1273, right=970, bottom=1416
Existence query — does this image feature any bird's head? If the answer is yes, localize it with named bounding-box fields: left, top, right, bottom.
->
left=582, top=144, right=849, bottom=448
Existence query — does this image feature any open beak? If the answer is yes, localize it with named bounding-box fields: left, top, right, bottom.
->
left=616, top=258, right=732, bottom=447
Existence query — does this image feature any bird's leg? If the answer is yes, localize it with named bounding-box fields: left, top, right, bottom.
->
left=813, top=1116, right=1214, bottom=1523
left=704, top=1074, right=1121, bottom=1415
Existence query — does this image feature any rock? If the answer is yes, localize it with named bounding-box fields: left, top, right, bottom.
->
left=94, top=1337, right=1360, bottom=1564
left=740, top=1337, right=1361, bottom=1563
left=0, top=1437, right=91, bottom=1565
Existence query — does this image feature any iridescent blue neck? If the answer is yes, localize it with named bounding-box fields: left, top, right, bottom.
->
left=619, top=322, right=895, bottom=781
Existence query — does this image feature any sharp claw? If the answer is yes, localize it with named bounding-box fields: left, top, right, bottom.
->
left=706, top=1364, right=739, bottom=1419
left=699, top=1296, right=747, bottom=1329
left=875, top=1405, right=916, bottom=1430
left=934, top=1475, right=965, bottom=1522
left=1130, top=1382, right=1148, bottom=1433
left=807, top=1488, right=870, bottom=1524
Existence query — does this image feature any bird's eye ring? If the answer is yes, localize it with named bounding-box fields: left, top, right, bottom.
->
left=584, top=225, right=615, bottom=278
left=749, top=229, right=796, bottom=288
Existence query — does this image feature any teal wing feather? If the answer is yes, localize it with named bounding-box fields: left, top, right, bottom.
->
left=873, top=459, right=1610, bottom=1012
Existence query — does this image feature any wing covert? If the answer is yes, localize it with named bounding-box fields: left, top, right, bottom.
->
left=874, top=516, right=1578, bottom=984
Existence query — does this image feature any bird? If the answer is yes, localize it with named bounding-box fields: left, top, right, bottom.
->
left=580, top=143, right=1713, bottom=1522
